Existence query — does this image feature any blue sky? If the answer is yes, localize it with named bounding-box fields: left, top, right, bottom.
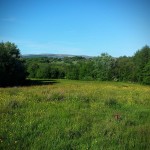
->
left=0, top=0, right=150, bottom=57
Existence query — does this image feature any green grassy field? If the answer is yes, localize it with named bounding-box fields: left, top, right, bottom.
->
left=0, top=80, right=150, bottom=150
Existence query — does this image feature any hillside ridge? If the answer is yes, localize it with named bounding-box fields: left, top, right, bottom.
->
left=22, top=53, right=92, bottom=58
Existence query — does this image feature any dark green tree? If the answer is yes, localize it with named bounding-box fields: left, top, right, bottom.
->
left=133, top=45, right=150, bottom=82
left=115, top=56, right=135, bottom=81
left=142, top=62, right=150, bottom=84
left=66, top=64, right=79, bottom=80
left=36, top=64, right=51, bottom=79
left=0, top=42, right=27, bottom=86
left=93, top=53, right=114, bottom=80
left=27, top=63, right=39, bottom=78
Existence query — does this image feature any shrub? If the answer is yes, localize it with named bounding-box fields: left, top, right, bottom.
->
left=0, top=42, right=27, bottom=86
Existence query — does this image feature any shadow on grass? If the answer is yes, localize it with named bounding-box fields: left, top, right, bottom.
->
left=0, top=79, right=59, bottom=87
left=24, top=79, right=59, bottom=86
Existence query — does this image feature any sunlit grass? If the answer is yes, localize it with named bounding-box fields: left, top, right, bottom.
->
left=0, top=80, right=150, bottom=149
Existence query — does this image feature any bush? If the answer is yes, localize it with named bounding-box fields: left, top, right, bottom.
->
left=0, top=42, right=27, bottom=86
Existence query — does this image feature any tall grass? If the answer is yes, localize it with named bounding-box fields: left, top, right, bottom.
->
left=0, top=80, right=150, bottom=149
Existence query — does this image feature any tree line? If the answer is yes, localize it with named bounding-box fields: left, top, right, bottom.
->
left=25, top=45, right=150, bottom=84
left=0, top=41, right=150, bottom=86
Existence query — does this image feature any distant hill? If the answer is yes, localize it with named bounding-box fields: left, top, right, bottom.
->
left=22, top=54, right=92, bottom=58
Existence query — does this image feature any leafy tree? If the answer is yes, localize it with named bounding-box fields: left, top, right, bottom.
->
left=142, top=62, right=150, bottom=84
left=36, top=64, right=51, bottom=79
left=0, top=42, right=27, bottom=86
left=115, top=56, right=135, bottom=81
left=66, top=64, right=79, bottom=80
left=93, top=53, right=114, bottom=80
left=133, top=45, right=150, bottom=82
left=27, top=63, right=39, bottom=78
left=78, top=60, right=94, bottom=80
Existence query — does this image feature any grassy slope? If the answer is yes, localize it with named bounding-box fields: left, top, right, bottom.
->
left=0, top=80, right=150, bottom=150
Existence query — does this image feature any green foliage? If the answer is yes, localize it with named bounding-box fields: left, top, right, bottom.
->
left=0, top=41, right=149, bottom=85
left=27, top=63, right=39, bottom=78
left=24, top=45, right=150, bottom=85
left=36, top=64, right=51, bottom=79
left=115, top=56, right=135, bottom=81
left=0, top=42, right=27, bottom=86
left=142, top=62, right=150, bottom=84
left=93, top=53, right=114, bottom=80
left=66, top=64, right=79, bottom=80
left=133, top=45, right=150, bottom=83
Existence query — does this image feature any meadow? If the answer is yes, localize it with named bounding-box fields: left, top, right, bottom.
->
left=0, top=79, right=150, bottom=150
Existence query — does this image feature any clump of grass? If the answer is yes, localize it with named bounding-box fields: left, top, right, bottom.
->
left=138, top=110, right=149, bottom=120
left=105, top=98, right=120, bottom=107
left=8, top=100, right=21, bottom=109
left=80, top=96, right=91, bottom=103
left=47, top=92, right=65, bottom=101
left=32, top=94, right=44, bottom=102
left=67, top=130, right=82, bottom=139
left=0, top=100, right=22, bottom=114
left=125, top=119, right=137, bottom=126
left=7, top=88, right=20, bottom=96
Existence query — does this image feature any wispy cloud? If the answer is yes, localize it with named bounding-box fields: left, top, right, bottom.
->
left=0, top=37, right=84, bottom=55
left=19, top=41, right=82, bottom=55
left=0, top=17, right=16, bottom=22
left=16, top=41, right=82, bottom=54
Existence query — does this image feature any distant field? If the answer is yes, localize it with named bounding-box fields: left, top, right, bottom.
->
left=0, top=80, right=150, bottom=150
